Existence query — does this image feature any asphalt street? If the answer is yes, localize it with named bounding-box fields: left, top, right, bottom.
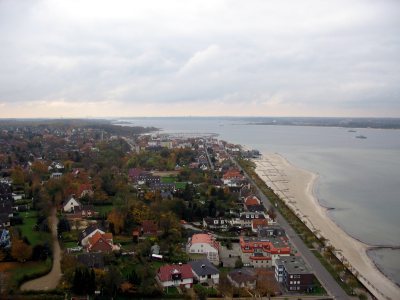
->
left=236, top=160, right=350, bottom=300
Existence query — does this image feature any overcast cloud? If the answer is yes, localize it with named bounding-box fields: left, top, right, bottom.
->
left=0, top=0, right=399, bottom=117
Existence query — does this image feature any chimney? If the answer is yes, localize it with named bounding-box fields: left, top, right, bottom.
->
left=201, top=264, right=205, bottom=268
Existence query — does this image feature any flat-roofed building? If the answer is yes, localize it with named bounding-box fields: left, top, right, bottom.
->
left=275, top=256, right=315, bottom=292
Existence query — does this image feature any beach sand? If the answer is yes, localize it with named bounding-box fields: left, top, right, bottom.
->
left=254, top=152, right=400, bottom=300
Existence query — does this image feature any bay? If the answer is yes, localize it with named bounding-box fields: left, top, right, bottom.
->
left=118, top=117, right=400, bottom=285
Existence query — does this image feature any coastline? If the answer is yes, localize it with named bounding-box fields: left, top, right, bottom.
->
left=253, top=151, right=400, bottom=300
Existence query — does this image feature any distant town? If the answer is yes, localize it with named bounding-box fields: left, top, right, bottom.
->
left=0, top=120, right=373, bottom=299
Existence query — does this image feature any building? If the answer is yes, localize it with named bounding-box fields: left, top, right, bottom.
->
left=258, top=226, right=286, bottom=238
left=244, top=195, right=261, bottom=207
left=222, top=169, right=246, bottom=187
left=186, top=233, right=220, bottom=265
left=251, top=219, right=269, bottom=233
left=239, top=211, right=268, bottom=228
left=227, top=269, right=257, bottom=289
left=86, top=231, right=118, bottom=253
left=240, top=236, right=291, bottom=268
left=62, top=195, right=81, bottom=213
left=189, top=259, right=220, bottom=285
left=275, top=256, right=315, bottom=292
left=203, top=217, right=230, bottom=231
left=79, top=225, right=105, bottom=247
left=156, top=264, right=194, bottom=289
left=141, top=220, right=158, bottom=237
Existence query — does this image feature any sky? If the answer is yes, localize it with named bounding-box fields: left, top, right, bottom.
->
left=0, top=0, right=399, bottom=118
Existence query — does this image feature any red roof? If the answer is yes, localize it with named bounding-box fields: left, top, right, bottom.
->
left=251, top=219, right=268, bottom=229
left=157, top=264, right=193, bottom=282
left=245, top=196, right=260, bottom=206
left=222, top=169, right=243, bottom=180
left=142, top=220, right=158, bottom=235
left=88, top=232, right=113, bottom=250
left=78, top=184, right=93, bottom=197
left=128, top=168, right=144, bottom=178
left=190, top=233, right=220, bottom=250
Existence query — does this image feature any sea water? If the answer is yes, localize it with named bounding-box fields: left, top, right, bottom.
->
left=119, top=117, right=400, bottom=285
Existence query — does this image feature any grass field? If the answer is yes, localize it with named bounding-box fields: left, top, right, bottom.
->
left=94, top=204, right=114, bottom=215
left=161, top=176, right=176, bottom=183
left=0, top=259, right=52, bottom=289
left=17, top=210, right=51, bottom=246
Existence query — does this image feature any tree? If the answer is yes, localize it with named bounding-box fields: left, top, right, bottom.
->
left=107, top=209, right=125, bottom=235
left=31, top=161, right=48, bottom=178
left=11, top=239, right=32, bottom=262
left=102, top=266, right=123, bottom=296
left=72, top=267, right=96, bottom=295
left=11, top=167, right=25, bottom=186
left=347, top=277, right=358, bottom=295
left=267, top=207, right=277, bottom=222
left=0, top=250, right=6, bottom=262
left=235, top=257, right=243, bottom=269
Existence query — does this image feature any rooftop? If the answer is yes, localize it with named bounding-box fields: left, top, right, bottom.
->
left=276, top=256, right=312, bottom=274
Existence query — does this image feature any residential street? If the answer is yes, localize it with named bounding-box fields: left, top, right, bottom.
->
left=235, top=160, right=350, bottom=300
left=20, top=207, right=62, bottom=291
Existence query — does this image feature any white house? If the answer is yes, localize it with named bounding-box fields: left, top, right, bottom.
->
left=62, top=196, right=82, bottom=213
left=186, top=233, right=220, bottom=265
left=156, top=264, right=194, bottom=289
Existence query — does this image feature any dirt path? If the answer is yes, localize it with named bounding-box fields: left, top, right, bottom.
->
left=20, top=207, right=62, bottom=291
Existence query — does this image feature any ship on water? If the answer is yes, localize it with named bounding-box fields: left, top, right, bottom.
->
left=356, top=135, right=367, bottom=139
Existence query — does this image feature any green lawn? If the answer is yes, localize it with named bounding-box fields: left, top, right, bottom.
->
left=17, top=211, right=51, bottom=246
left=161, top=176, right=176, bottom=183
left=94, top=204, right=114, bottom=215
left=11, top=259, right=52, bottom=288
left=165, top=286, right=180, bottom=295
left=174, top=182, right=187, bottom=189
left=63, top=241, right=79, bottom=248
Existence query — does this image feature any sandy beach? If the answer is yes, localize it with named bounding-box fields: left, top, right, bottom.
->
left=254, top=152, right=400, bottom=300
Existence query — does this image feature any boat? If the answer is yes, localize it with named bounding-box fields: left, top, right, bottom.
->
left=348, top=129, right=356, bottom=132
left=356, top=135, right=367, bottom=139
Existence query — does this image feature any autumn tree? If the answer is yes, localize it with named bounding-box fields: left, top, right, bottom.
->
left=107, top=209, right=125, bottom=235
left=267, top=207, right=277, bottom=222
left=31, top=161, right=48, bottom=178
left=11, top=166, right=25, bottom=186
left=159, top=211, right=181, bottom=240
left=130, top=203, right=153, bottom=224
left=11, top=238, right=32, bottom=262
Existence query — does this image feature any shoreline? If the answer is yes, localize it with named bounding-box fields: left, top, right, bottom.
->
left=253, top=151, right=400, bottom=300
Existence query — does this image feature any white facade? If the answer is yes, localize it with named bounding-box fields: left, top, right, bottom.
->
left=63, top=197, right=81, bottom=212
left=156, top=277, right=193, bottom=289
left=192, top=272, right=219, bottom=285
left=187, top=243, right=219, bottom=264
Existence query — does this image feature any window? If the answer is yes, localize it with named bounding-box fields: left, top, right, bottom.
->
left=290, top=275, right=293, bottom=279
left=297, top=281, right=300, bottom=284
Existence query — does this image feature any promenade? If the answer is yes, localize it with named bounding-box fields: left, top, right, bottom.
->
left=233, top=157, right=350, bottom=300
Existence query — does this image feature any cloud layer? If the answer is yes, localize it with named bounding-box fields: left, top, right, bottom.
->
left=0, top=0, right=399, bottom=117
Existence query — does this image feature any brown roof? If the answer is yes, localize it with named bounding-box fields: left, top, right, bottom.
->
left=157, top=264, right=193, bottom=282
left=142, top=220, right=158, bottom=235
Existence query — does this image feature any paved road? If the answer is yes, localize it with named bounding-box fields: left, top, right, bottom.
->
left=20, top=207, right=62, bottom=291
left=235, top=159, right=350, bottom=300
